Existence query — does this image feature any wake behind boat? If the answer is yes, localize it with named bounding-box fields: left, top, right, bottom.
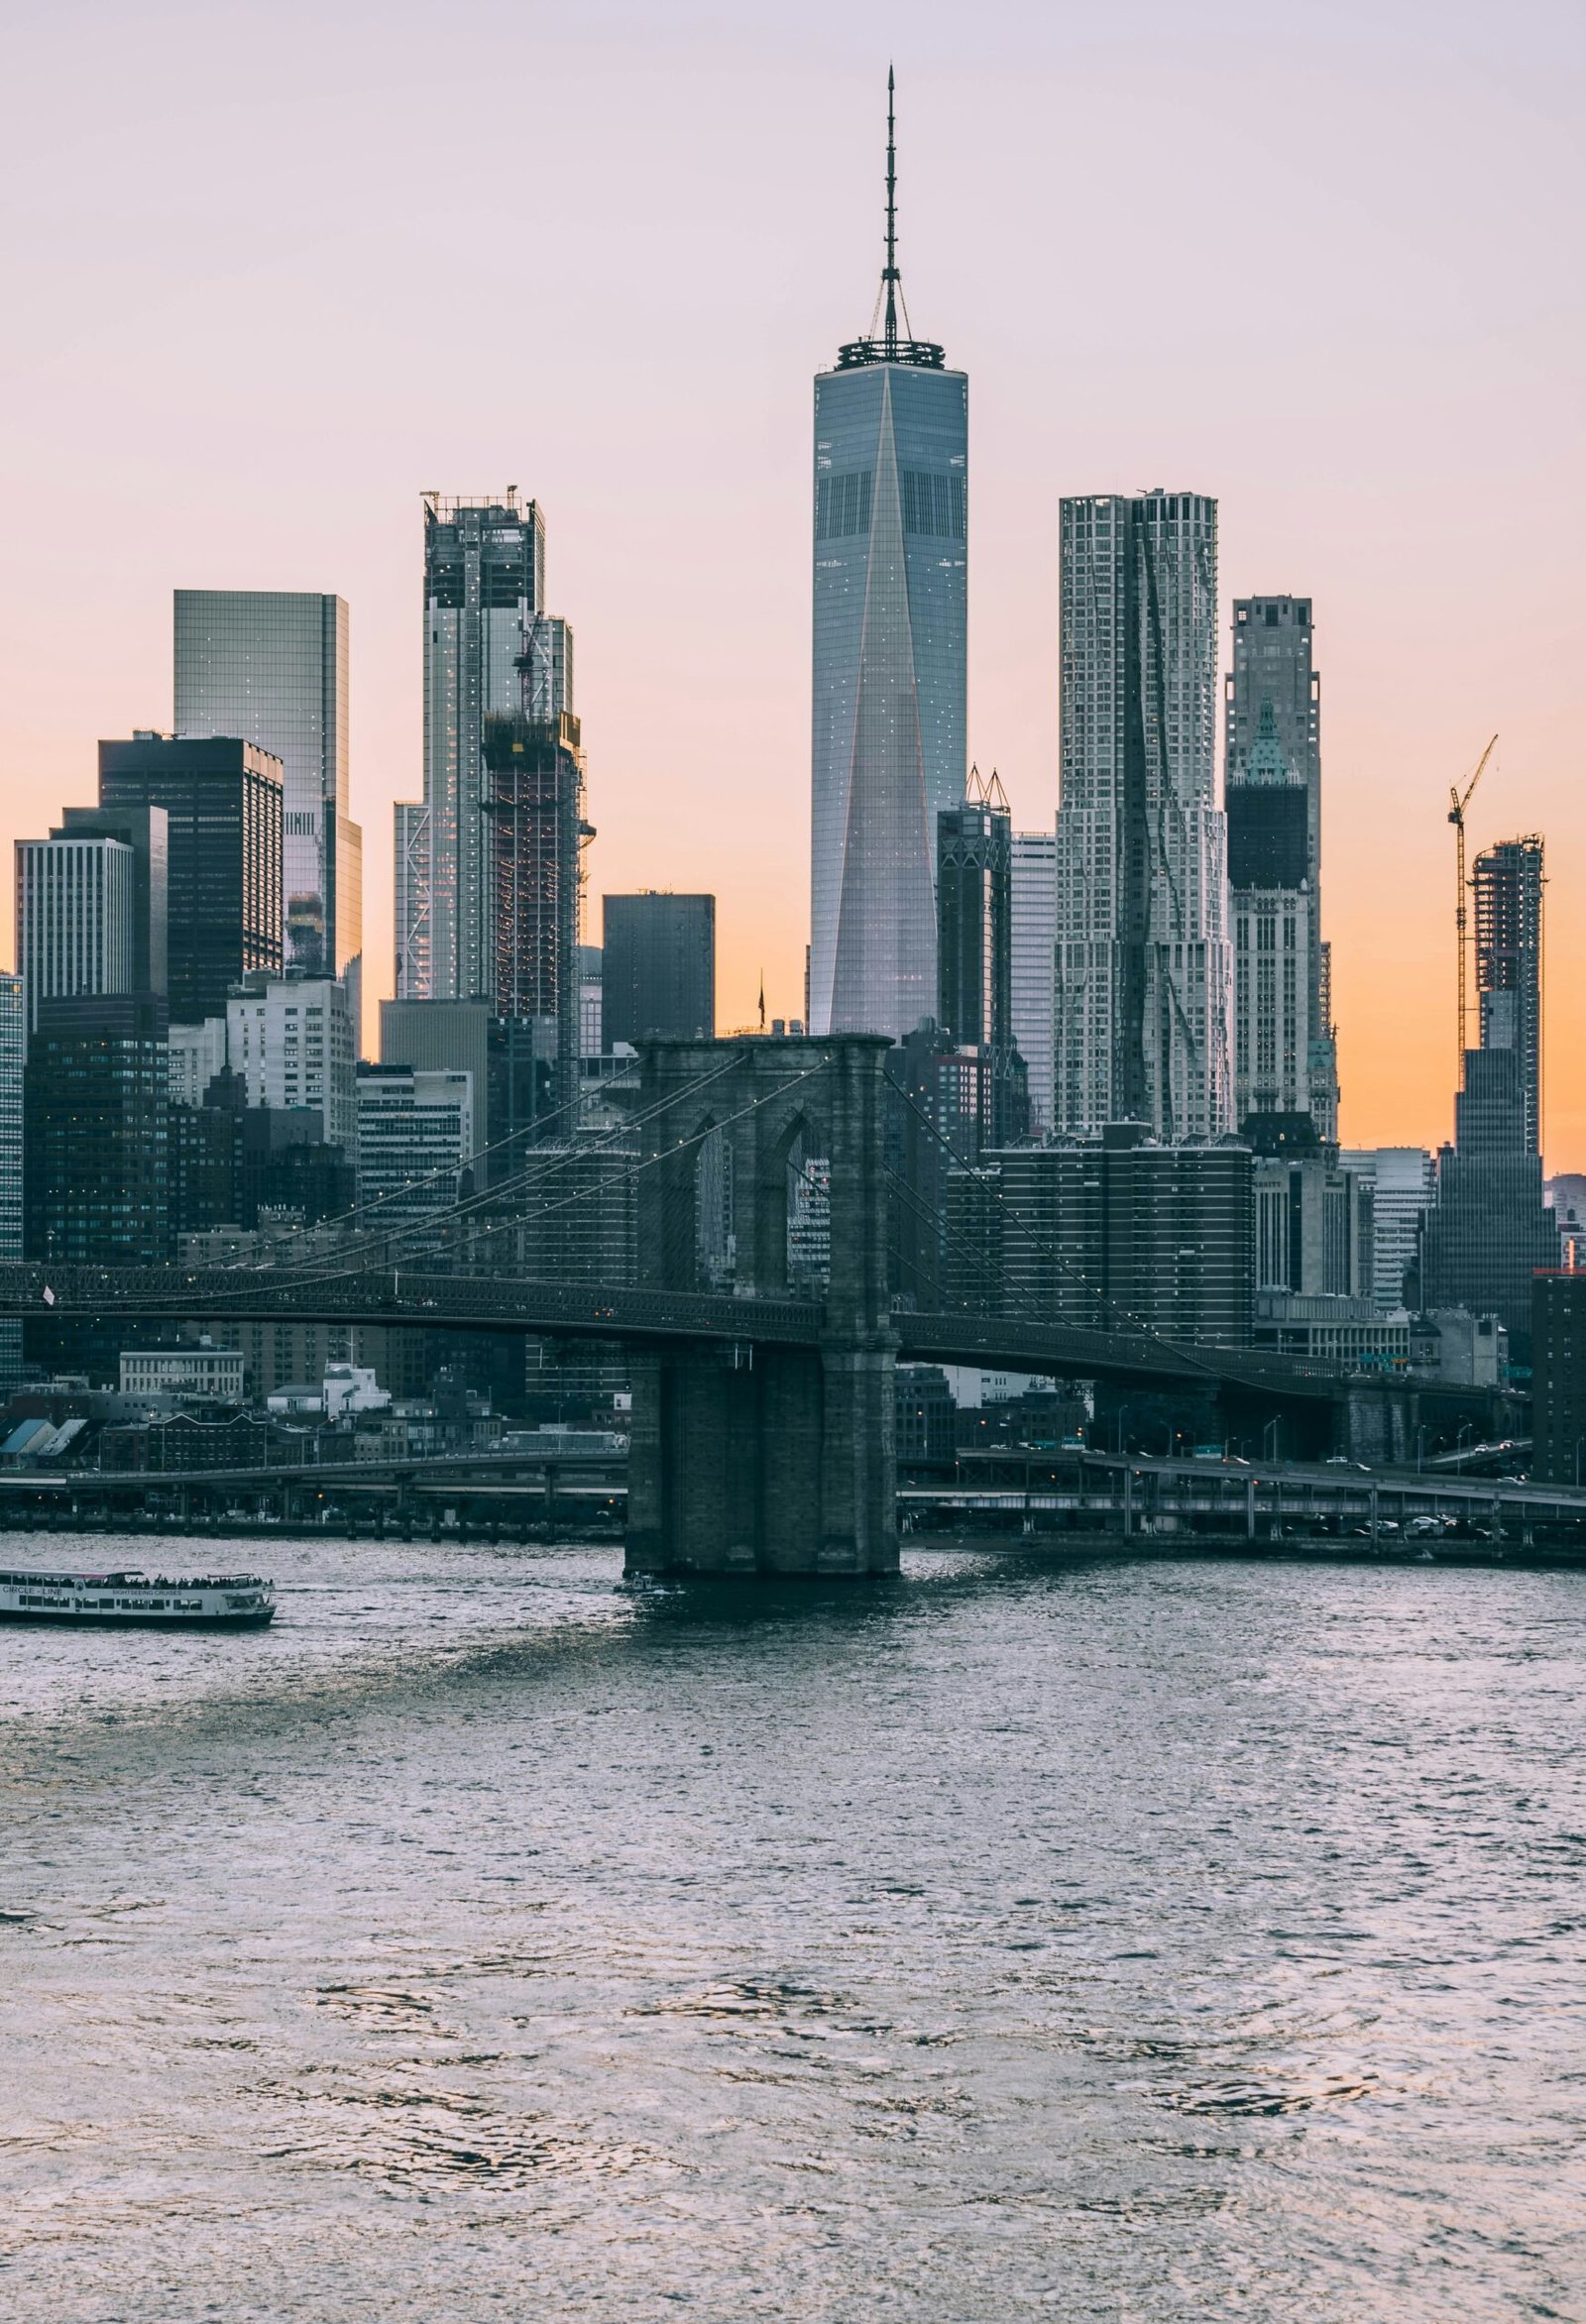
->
left=0, top=1567, right=276, bottom=1629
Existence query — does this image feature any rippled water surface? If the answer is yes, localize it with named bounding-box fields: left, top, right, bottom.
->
left=1, top=1536, right=1582, bottom=2320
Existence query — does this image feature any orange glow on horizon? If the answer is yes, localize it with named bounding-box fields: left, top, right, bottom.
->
left=0, top=12, right=1579, bottom=1162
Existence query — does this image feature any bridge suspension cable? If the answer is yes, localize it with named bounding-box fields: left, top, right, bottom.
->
left=147, top=1051, right=836, bottom=1313
left=247, top=1054, right=644, bottom=1269
left=221, top=1050, right=750, bottom=1290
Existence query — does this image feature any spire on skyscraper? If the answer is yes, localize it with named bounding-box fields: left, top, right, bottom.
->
left=838, top=69, right=945, bottom=372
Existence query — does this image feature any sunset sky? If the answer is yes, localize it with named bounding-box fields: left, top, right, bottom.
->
left=3, top=0, right=1581, bottom=1158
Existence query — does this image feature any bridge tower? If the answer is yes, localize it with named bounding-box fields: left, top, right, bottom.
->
left=624, top=1035, right=899, bottom=1577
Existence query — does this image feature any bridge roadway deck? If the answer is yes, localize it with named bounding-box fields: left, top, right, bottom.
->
left=913, top=1448, right=1586, bottom=1522
left=0, top=1449, right=626, bottom=1494
left=9, top=1449, right=1581, bottom=1534
left=0, top=1264, right=1354, bottom=1401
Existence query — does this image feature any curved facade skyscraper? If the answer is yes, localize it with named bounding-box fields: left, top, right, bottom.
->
left=1053, top=491, right=1233, bottom=1143
left=810, top=75, right=966, bottom=1040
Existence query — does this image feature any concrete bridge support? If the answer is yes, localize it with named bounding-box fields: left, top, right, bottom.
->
left=1341, top=1384, right=1416, bottom=1467
left=624, top=1036, right=898, bottom=1577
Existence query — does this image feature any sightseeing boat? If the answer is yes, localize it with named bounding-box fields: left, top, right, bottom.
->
left=0, top=1567, right=276, bottom=1629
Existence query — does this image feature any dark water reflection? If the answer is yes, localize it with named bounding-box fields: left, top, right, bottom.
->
left=1, top=1536, right=1582, bottom=2319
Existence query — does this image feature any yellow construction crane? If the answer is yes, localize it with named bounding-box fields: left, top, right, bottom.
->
left=1448, top=733, right=1498, bottom=1078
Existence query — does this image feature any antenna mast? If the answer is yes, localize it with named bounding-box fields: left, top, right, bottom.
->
left=883, top=65, right=899, bottom=358
left=837, top=66, right=945, bottom=371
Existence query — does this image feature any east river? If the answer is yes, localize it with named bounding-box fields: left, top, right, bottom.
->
left=1, top=1536, right=1582, bottom=2320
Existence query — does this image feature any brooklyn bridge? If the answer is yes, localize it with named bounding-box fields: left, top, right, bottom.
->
left=1, top=1035, right=1486, bottom=1576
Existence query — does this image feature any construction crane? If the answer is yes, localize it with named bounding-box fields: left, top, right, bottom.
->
left=1449, top=733, right=1498, bottom=1079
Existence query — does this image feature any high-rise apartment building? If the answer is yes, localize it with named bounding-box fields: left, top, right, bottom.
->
left=1251, top=1145, right=1374, bottom=1300
left=0, top=974, right=22, bottom=1388
left=937, top=773, right=1010, bottom=1051
left=1419, top=1048, right=1555, bottom=1349
left=485, top=707, right=587, bottom=1097
left=1473, top=835, right=1543, bottom=1155
left=1531, top=1272, right=1586, bottom=1484
left=601, top=894, right=716, bottom=1049
left=173, top=592, right=363, bottom=1037
left=168, top=1018, right=229, bottom=1110
left=395, top=494, right=547, bottom=1002
left=379, top=998, right=493, bottom=1162
left=25, top=994, right=170, bottom=1265
left=98, top=734, right=283, bottom=1023
left=356, top=1063, right=475, bottom=1240
left=1053, top=492, right=1232, bottom=1141
left=1010, top=830, right=1056, bottom=1138
left=225, top=975, right=356, bottom=1150
left=1340, top=1146, right=1435, bottom=1310
left=945, top=1126, right=1253, bottom=1346
left=1419, top=833, right=1551, bottom=1351
left=1227, top=702, right=1315, bottom=1128
left=16, top=829, right=138, bottom=1034
left=810, top=77, right=966, bottom=1040
left=55, top=804, right=169, bottom=1003
left=937, top=771, right=1023, bottom=1145
left=1225, top=596, right=1336, bottom=1134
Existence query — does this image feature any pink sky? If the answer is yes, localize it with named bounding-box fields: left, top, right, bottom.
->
left=2, top=0, right=1582, bottom=1156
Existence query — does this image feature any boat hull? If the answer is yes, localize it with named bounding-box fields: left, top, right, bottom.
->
left=0, top=1605, right=276, bottom=1630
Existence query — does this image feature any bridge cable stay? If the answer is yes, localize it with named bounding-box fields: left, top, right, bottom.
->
left=201, top=1051, right=752, bottom=1292
left=450, top=1054, right=836, bottom=1293
left=243, top=1055, right=644, bottom=1272
left=291, top=1051, right=780, bottom=1293
left=883, top=1158, right=1129, bottom=1346
left=204, top=1051, right=740, bottom=1277
left=107, top=1055, right=840, bottom=1318
left=47, top=1054, right=736, bottom=1320
left=190, top=1059, right=836, bottom=1316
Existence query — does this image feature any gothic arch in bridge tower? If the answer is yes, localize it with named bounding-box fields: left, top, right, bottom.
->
left=625, top=1035, right=898, bottom=1577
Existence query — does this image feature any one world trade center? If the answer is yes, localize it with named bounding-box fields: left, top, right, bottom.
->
left=810, top=73, right=967, bottom=1039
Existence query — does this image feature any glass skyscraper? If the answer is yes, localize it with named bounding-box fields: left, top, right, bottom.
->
left=98, top=735, right=283, bottom=1025
left=810, top=77, right=966, bottom=1040
left=1010, top=830, right=1057, bottom=1138
left=173, top=592, right=362, bottom=1039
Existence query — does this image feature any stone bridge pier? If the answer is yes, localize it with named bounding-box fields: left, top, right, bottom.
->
left=624, top=1035, right=899, bottom=1577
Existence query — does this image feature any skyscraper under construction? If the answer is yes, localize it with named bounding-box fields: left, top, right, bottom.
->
left=394, top=498, right=587, bottom=1105
left=1473, top=834, right=1543, bottom=1153
left=1419, top=833, right=1552, bottom=1349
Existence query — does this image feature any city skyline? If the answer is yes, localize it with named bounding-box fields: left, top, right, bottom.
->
left=1, top=5, right=1581, bottom=1155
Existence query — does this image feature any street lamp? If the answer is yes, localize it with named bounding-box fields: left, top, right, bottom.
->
left=1263, top=1415, right=1282, bottom=1463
